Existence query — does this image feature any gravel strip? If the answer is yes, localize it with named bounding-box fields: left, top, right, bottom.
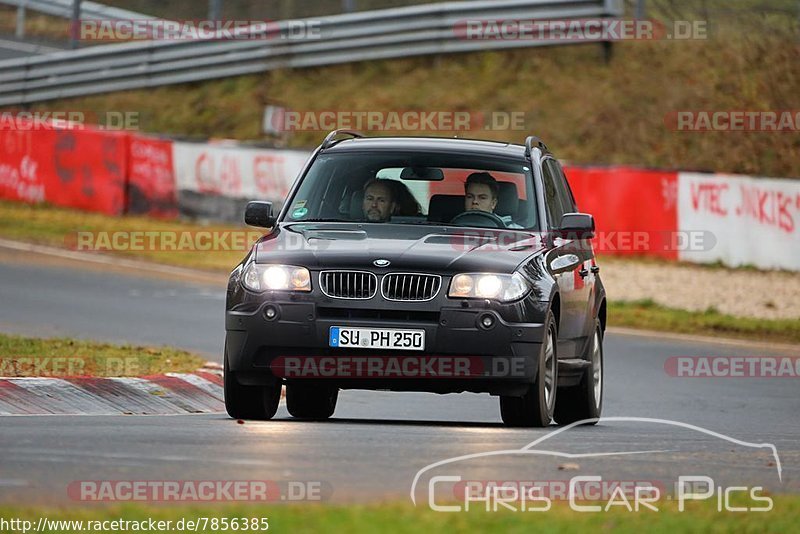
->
left=600, top=259, right=800, bottom=320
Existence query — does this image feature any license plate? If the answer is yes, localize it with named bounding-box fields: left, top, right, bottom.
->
left=329, top=327, right=425, bottom=351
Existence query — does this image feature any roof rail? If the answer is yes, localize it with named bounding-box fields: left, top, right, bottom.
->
left=321, top=129, right=364, bottom=150
left=524, top=135, right=548, bottom=157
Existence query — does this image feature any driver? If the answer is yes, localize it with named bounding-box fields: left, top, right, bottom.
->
left=362, top=179, right=398, bottom=222
left=464, top=172, right=522, bottom=228
left=465, top=172, right=499, bottom=213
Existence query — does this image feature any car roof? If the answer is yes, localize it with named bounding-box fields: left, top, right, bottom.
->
left=321, top=136, right=534, bottom=159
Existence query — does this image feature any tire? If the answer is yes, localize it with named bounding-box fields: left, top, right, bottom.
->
left=224, top=349, right=281, bottom=420
left=500, top=311, right=558, bottom=427
left=286, top=383, right=339, bottom=420
left=554, top=319, right=604, bottom=426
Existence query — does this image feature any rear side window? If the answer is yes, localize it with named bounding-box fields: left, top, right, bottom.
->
left=551, top=160, right=577, bottom=212
left=541, top=159, right=567, bottom=228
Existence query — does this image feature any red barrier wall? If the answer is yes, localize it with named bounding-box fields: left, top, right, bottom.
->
left=563, top=165, right=679, bottom=259
left=126, top=135, right=177, bottom=218
left=0, top=126, right=128, bottom=215
left=1, top=124, right=178, bottom=218
left=0, top=125, right=681, bottom=261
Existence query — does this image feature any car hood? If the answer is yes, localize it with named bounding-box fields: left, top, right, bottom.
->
left=254, top=223, right=545, bottom=273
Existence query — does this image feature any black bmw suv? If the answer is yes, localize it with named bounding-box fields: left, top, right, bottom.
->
left=225, top=130, right=606, bottom=427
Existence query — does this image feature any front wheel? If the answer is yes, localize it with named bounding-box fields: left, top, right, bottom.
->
left=224, top=350, right=281, bottom=420
left=554, top=319, right=603, bottom=425
left=286, top=383, right=339, bottom=420
left=500, top=311, right=558, bottom=427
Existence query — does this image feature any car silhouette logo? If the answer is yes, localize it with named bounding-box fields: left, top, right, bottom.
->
left=373, top=259, right=391, bottom=267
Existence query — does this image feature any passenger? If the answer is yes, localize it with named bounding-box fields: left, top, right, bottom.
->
left=389, top=180, right=423, bottom=217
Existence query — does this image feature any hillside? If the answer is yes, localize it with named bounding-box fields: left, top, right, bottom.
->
left=5, top=0, right=800, bottom=177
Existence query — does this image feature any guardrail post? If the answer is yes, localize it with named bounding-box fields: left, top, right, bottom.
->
left=16, top=4, right=26, bottom=39
left=602, top=41, right=613, bottom=64
left=209, top=0, right=222, bottom=21
left=635, top=0, right=646, bottom=19
left=279, top=0, right=292, bottom=20
left=70, top=0, right=82, bottom=49
left=342, top=0, right=356, bottom=13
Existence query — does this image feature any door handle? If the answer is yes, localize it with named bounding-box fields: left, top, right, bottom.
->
left=579, top=268, right=589, bottom=278
left=590, top=266, right=600, bottom=274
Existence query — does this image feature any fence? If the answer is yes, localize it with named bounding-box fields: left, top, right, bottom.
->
left=1, top=0, right=154, bottom=21
left=0, top=0, right=623, bottom=105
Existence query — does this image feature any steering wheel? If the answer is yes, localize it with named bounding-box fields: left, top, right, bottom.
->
left=449, top=210, right=506, bottom=229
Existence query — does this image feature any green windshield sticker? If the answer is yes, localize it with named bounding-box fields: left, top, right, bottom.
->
left=291, top=207, right=309, bottom=219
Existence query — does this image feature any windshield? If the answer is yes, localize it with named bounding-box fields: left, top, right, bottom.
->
left=281, top=151, right=539, bottom=230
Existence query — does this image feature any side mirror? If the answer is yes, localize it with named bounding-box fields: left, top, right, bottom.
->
left=558, top=213, right=595, bottom=239
left=550, top=253, right=581, bottom=274
left=245, top=201, right=276, bottom=228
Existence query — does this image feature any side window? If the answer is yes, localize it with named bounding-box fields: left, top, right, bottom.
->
left=551, top=160, right=577, bottom=212
left=541, top=160, right=566, bottom=228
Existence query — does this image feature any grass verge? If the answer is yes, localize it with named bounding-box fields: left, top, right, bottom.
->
left=0, top=332, right=206, bottom=377
left=610, top=299, right=800, bottom=344
left=2, top=498, right=799, bottom=533
left=0, top=200, right=254, bottom=272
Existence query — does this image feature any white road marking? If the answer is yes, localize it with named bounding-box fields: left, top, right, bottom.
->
left=2, top=447, right=275, bottom=467
left=607, top=326, right=800, bottom=353
left=0, top=238, right=225, bottom=283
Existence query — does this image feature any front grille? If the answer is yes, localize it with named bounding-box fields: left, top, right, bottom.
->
left=381, top=273, right=441, bottom=302
left=319, top=270, right=378, bottom=299
left=317, top=307, right=440, bottom=323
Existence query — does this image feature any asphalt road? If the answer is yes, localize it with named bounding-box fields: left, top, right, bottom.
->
left=0, top=251, right=798, bottom=505
left=0, top=250, right=226, bottom=357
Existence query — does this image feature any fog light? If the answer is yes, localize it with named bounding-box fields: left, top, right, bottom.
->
left=480, top=314, right=495, bottom=329
left=264, top=306, right=278, bottom=320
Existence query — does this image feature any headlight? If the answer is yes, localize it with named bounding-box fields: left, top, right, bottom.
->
left=242, top=264, right=311, bottom=292
left=448, top=272, right=530, bottom=302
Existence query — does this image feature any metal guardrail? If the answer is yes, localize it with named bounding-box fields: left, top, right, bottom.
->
left=0, top=0, right=623, bottom=106
left=1, top=0, right=155, bottom=21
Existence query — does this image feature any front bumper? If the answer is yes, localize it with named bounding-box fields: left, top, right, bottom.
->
left=225, top=297, right=546, bottom=396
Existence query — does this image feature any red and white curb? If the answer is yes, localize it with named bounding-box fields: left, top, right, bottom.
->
left=0, top=370, right=227, bottom=416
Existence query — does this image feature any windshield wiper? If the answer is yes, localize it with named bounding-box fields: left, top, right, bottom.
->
left=391, top=220, right=454, bottom=226
left=287, top=219, right=351, bottom=223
